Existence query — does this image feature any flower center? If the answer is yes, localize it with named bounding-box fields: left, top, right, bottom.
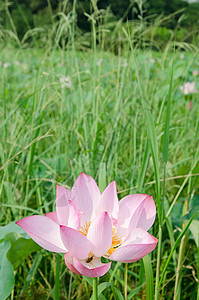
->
left=79, top=221, right=121, bottom=259
left=105, top=227, right=121, bottom=257
left=85, top=252, right=94, bottom=263
left=79, top=221, right=91, bottom=236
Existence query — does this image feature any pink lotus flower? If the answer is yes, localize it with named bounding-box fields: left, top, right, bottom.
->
left=16, top=173, right=158, bottom=277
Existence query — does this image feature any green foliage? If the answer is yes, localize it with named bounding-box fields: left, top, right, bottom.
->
left=0, top=223, right=42, bottom=299
left=0, top=240, right=14, bottom=300
left=90, top=282, right=113, bottom=300
left=0, top=0, right=199, bottom=47
left=7, top=236, right=41, bottom=269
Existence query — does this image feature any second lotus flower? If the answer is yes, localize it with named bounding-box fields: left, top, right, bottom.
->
left=16, top=173, right=158, bottom=277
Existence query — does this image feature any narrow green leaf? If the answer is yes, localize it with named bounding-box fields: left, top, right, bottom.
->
left=111, top=285, right=124, bottom=300
left=109, top=261, right=121, bottom=283
left=162, top=64, right=173, bottom=164
left=127, top=283, right=145, bottom=299
left=97, top=282, right=112, bottom=297
left=144, top=109, right=161, bottom=222
left=83, top=276, right=93, bottom=287
left=98, top=162, right=106, bottom=193
left=138, top=259, right=145, bottom=286
left=90, top=282, right=113, bottom=300
left=164, top=199, right=177, bottom=269
left=54, top=254, right=60, bottom=300
left=113, top=274, right=131, bottom=292
left=143, top=255, right=154, bottom=300
left=26, top=252, right=43, bottom=285
left=137, top=139, right=150, bottom=191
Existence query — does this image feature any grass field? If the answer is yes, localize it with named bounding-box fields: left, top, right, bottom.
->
left=0, top=36, right=199, bottom=300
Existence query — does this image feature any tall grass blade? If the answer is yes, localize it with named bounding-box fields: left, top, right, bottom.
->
left=162, top=61, right=173, bottom=164
left=143, top=255, right=154, bottom=300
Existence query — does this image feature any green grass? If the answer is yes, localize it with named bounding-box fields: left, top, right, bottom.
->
left=0, top=37, right=199, bottom=299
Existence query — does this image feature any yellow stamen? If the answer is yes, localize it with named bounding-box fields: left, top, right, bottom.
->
left=106, top=227, right=121, bottom=257
left=79, top=221, right=91, bottom=236
left=79, top=221, right=121, bottom=259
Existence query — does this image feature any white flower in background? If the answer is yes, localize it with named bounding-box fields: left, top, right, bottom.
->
left=3, top=62, right=11, bottom=68
left=59, top=76, right=72, bottom=89
left=180, top=53, right=185, bottom=59
left=96, top=58, right=103, bottom=67
left=179, top=81, right=197, bottom=95
left=14, top=60, right=20, bottom=65
left=192, top=70, right=199, bottom=76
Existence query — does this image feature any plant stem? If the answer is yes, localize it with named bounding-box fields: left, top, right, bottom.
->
left=155, top=161, right=165, bottom=299
left=155, top=225, right=162, bottom=300
left=124, top=263, right=128, bottom=300
left=93, top=277, right=98, bottom=300
left=55, top=254, right=60, bottom=300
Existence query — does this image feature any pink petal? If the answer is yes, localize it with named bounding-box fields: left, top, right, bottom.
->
left=45, top=212, right=59, bottom=224
left=72, top=173, right=101, bottom=222
left=16, top=215, right=66, bottom=252
left=73, top=257, right=111, bottom=277
left=56, top=185, right=75, bottom=226
left=60, top=225, right=92, bottom=259
left=64, top=252, right=81, bottom=275
left=97, top=181, right=119, bottom=219
left=134, top=195, right=156, bottom=230
left=67, top=201, right=81, bottom=230
left=109, top=228, right=158, bottom=263
left=122, top=227, right=158, bottom=245
left=87, top=212, right=112, bottom=257
left=117, top=194, right=156, bottom=239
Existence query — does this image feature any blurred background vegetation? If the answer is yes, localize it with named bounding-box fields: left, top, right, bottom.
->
left=0, top=0, right=199, bottom=49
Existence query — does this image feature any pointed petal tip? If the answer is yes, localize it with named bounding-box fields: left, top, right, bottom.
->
left=72, top=172, right=101, bottom=222
left=56, top=184, right=63, bottom=189
left=15, top=218, right=27, bottom=226
left=59, top=224, right=74, bottom=230
left=79, top=172, right=88, bottom=177
left=154, top=237, right=159, bottom=244
left=15, top=215, right=66, bottom=253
